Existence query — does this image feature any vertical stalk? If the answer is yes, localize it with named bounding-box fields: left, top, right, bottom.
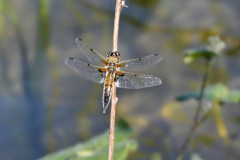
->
left=108, top=83, right=118, bottom=160
left=108, top=0, right=126, bottom=159
left=194, top=61, right=210, bottom=122
left=177, top=61, right=210, bottom=160
left=112, top=0, right=122, bottom=52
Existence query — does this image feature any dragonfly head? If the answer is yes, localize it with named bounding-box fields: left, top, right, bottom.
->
left=108, top=51, right=120, bottom=58
left=107, top=51, right=120, bottom=62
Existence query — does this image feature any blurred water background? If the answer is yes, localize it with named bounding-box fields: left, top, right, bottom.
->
left=0, top=0, right=240, bottom=160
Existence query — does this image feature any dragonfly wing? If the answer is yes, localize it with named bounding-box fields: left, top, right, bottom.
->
left=65, top=58, right=105, bottom=83
left=75, top=38, right=108, bottom=66
left=118, top=54, right=162, bottom=71
left=116, top=71, right=162, bottom=89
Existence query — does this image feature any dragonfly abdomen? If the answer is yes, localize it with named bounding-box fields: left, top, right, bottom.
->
left=102, top=72, right=115, bottom=113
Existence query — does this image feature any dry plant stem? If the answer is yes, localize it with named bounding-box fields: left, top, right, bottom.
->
left=194, top=61, right=210, bottom=122
left=108, top=0, right=125, bottom=160
left=112, top=0, right=123, bottom=52
left=108, top=83, right=118, bottom=160
left=177, top=61, right=210, bottom=160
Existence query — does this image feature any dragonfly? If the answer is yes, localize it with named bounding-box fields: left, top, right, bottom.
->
left=65, top=38, right=162, bottom=113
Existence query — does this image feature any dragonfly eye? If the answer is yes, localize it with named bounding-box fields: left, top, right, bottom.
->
left=115, top=51, right=120, bottom=58
left=108, top=52, right=114, bottom=57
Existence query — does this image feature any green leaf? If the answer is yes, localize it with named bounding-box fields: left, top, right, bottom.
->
left=40, top=121, right=137, bottom=160
left=224, top=91, right=240, bottom=103
left=175, top=91, right=202, bottom=102
left=176, top=83, right=229, bottom=102
left=184, top=48, right=216, bottom=63
left=204, top=84, right=229, bottom=101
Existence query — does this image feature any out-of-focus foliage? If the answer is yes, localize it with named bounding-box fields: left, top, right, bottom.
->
left=176, top=83, right=240, bottom=103
left=175, top=84, right=232, bottom=146
left=190, top=153, right=203, bottom=160
left=174, top=35, right=237, bottom=159
left=192, top=134, right=216, bottom=147
left=1, top=0, right=240, bottom=160
left=184, top=48, right=217, bottom=63
left=212, top=101, right=230, bottom=144
left=208, top=36, right=226, bottom=54
left=161, top=101, right=189, bottom=122
left=184, top=36, right=225, bottom=63
left=130, top=0, right=159, bottom=8
left=151, top=153, right=161, bottom=160
left=40, top=120, right=137, bottom=160
left=225, top=91, right=240, bottom=103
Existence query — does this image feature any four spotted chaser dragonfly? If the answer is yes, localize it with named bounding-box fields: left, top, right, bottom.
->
left=65, top=38, right=162, bottom=113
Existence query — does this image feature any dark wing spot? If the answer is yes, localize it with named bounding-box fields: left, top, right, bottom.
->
left=154, top=54, right=159, bottom=56
left=90, top=48, right=93, bottom=52
left=68, top=57, right=74, bottom=60
left=78, top=38, right=82, bottom=41
left=87, top=64, right=90, bottom=66
left=138, top=58, right=141, bottom=61
left=135, top=74, right=137, bottom=77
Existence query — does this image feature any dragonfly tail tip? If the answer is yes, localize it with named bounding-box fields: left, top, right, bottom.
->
left=103, top=109, right=106, bottom=114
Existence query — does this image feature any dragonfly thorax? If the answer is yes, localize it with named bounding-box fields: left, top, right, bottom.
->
left=107, top=66, right=116, bottom=72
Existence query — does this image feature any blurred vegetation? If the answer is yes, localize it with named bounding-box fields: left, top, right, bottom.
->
left=0, top=0, right=240, bottom=160
left=172, top=37, right=238, bottom=159
left=130, top=0, right=159, bottom=8
left=40, top=120, right=137, bottom=160
left=0, top=0, right=59, bottom=158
